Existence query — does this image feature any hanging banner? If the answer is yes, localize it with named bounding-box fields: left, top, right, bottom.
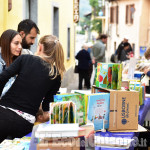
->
left=73, top=0, right=79, bottom=23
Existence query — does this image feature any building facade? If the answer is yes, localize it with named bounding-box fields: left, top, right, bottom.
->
left=0, top=0, right=77, bottom=87
left=106, top=0, right=150, bottom=60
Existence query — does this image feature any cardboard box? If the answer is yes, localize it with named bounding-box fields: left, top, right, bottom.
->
left=92, top=86, right=139, bottom=131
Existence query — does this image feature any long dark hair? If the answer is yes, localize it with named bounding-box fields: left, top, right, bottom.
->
left=0, top=29, right=20, bottom=66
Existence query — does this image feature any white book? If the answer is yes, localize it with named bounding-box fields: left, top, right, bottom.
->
left=35, top=123, right=84, bottom=138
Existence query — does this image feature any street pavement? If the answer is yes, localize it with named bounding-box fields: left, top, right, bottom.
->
left=65, top=67, right=95, bottom=93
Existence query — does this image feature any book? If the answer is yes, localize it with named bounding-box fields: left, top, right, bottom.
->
left=54, top=94, right=86, bottom=125
left=50, top=101, right=76, bottom=124
left=35, top=123, right=85, bottom=138
left=87, top=93, right=110, bottom=131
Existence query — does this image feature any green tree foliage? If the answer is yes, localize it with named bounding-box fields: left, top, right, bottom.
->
left=89, top=0, right=102, bottom=34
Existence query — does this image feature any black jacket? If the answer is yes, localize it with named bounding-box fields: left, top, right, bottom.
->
left=0, top=55, right=61, bottom=116
left=75, top=49, right=91, bottom=70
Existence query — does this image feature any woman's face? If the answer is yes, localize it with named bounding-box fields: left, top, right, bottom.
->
left=10, top=34, right=22, bottom=56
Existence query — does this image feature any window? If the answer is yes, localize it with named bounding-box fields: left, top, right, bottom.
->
left=126, top=4, right=135, bottom=24
left=53, top=7, right=59, bottom=38
left=67, top=27, right=71, bottom=59
left=110, top=6, right=119, bottom=24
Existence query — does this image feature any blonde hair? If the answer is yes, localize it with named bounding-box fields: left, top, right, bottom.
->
left=144, top=47, right=150, bottom=59
left=39, top=35, right=65, bottom=80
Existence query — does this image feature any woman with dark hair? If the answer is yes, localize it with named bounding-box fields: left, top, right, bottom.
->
left=0, top=29, right=22, bottom=97
left=0, top=35, right=65, bottom=142
left=117, top=42, right=130, bottom=62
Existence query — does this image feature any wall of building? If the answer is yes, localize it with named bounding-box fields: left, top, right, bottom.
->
left=38, top=0, right=76, bottom=87
left=108, top=0, right=140, bottom=58
left=0, top=0, right=76, bottom=88
left=139, top=0, right=150, bottom=48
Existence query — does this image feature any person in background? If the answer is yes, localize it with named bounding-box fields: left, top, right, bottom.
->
left=76, top=43, right=91, bottom=90
left=91, top=34, right=108, bottom=67
left=0, top=29, right=22, bottom=97
left=116, top=37, right=133, bottom=57
left=0, top=35, right=65, bottom=142
left=87, top=42, right=93, bottom=84
left=143, top=48, right=150, bottom=93
left=17, top=19, right=40, bottom=54
left=117, top=42, right=130, bottom=62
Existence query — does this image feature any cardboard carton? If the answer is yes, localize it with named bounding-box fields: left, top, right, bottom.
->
left=92, top=86, right=139, bottom=131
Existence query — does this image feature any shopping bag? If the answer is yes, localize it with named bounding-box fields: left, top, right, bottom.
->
left=74, top=65, right=79, bottom=73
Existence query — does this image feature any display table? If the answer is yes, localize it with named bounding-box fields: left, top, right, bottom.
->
left=95, top=97, right=150, bottom=150
left=26, top=98, right=150, bottom=150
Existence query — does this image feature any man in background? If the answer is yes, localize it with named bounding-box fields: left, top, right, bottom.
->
left=17, top=19, right=40, bottom=54
left=91, top=34, right=108, bottom=67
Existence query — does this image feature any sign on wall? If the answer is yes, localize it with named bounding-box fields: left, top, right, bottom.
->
left=140, top=46, right=147, bottom=56
left=73, top=0, right=79, bottom=23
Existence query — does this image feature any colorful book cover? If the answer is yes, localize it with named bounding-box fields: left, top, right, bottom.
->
left=130, top=85, right=144, bottom=105
left=54, top=94, right=85, bottom=125
left=87, top=93, right=110, bottom=131
left=55, top=103, right=59, bottom=124
left=117, top=63, right=122, bottom=90
left=59, top=103, right=63, bottom=124
left=111, top=64, right=122, bottom=90
left=96, top=63, right=108, bottom=88
left=112, top=64, right=118, bottom=89
left=50, top=103, right=54, bottom=124
left=62, top=102, right=69, bottom=123
left=107, top=64, right=113, bottom=89
left=62, top=94, right=85, bottom=125
left=69, top=102, right=76, bottom=123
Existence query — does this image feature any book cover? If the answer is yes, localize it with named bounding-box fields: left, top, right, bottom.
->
left=87, top=93, right=110, bottom=131
left=96, top=63, right=108, bottom=88
left=54, top=94, right=86, bottom=125
left=112, top=64, right=118, bottom=89
left=107, top=64, right=113, bottom=89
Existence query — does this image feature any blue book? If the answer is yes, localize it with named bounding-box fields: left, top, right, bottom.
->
left=87, top=93, right=110, bottom=131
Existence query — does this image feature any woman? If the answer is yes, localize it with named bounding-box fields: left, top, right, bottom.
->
left=0, top=35, right=65, bottom=142
left=117, top=42, right=130, bottom=62
left=0, top=29, right=22, bottom=97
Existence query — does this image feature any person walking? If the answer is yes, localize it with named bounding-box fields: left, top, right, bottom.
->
left=17, top=19, right=40, bottom=54
left=76, top=44, right=91, bottom=90
left=91, top=34, right=107, bottom=67
left=92, top=34, right=107, bottom=85
left=0, top=29, right=22, bottom=97
left=0, top=35, right=65, bottom=142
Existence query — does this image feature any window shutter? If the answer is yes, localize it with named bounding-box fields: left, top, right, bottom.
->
left=126, top=5, right=128, bottom=24
left=116, top=6, right=119, bottom=24
left=130, top=4, right=134, bottom=24
left=110, top=7, right=113, bottom=23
